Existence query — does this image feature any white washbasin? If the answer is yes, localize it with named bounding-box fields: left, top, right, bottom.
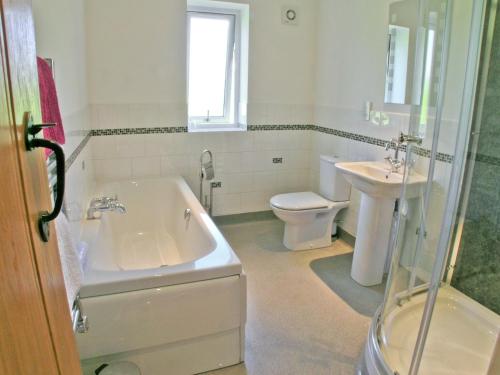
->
left=335, top=161, right=428, bottom=286
left=335, top=161, right=426, bottom=199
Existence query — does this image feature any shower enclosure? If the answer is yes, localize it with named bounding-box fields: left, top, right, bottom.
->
left=361, top=0, right=500, bottom=374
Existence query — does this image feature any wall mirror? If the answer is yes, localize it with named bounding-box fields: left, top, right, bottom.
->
left=384, top=0, right=418, bottom=105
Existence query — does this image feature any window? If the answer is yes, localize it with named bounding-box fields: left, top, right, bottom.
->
left=187, top=1, right=249, bottom=131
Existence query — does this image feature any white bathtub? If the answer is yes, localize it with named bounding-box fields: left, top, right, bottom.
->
left=77, top=177, right=246, bottom=375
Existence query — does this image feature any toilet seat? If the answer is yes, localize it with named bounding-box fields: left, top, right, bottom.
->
left=270, top=192, right=330, bottom=211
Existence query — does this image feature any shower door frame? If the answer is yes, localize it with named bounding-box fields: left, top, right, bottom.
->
left=406, top=0, right=488, bottom=372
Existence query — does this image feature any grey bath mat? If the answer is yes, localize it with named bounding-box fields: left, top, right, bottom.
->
left=310, top=253, right=386, bottom=316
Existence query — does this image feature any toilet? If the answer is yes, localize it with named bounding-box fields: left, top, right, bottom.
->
left=270, top=155, right=351, bottom=251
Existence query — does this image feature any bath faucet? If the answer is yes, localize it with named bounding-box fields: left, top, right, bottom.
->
left=87, top=196, right=127, bottom=220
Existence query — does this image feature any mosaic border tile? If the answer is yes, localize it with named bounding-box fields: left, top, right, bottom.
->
left=247, top=124, right=314, bottom=131
left=65, top=124, right=456, bottom=173
left=313, top=125, right=454, bottom=163
left=91, top=127, right=188, bottom=136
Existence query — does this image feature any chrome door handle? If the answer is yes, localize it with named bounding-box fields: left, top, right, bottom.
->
left=24, top=112, right=65, bottom=242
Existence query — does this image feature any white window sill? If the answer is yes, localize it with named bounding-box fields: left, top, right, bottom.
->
left=187, top=124, right=247, bottom=133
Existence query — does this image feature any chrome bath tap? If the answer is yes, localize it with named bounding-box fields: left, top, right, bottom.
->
left=87, top=196, right=127, bottom=220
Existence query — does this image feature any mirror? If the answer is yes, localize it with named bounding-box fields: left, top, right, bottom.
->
left=384, top=0, right=418, bottom=105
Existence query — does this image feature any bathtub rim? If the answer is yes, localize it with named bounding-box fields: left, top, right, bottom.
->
left=79, top=176, right=242, bottom=298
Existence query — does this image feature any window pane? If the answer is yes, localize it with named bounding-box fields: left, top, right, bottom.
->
left=188, top=15, right=231, bottom=119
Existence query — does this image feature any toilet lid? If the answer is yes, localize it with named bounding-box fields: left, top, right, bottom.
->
left=270, top=192, right=329, bottom=211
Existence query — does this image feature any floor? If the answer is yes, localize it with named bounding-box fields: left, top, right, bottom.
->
left=204, top=218, right=385, bottom=375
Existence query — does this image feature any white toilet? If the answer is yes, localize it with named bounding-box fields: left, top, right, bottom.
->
left=270, top=155, right=351, bottom=251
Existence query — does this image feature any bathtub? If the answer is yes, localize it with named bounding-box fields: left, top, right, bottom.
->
left=76, top=177, right=246, bottom=375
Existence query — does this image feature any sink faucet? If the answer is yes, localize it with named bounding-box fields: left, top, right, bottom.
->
left=87, top=196, right=127, bottom=220
left=385, top=136, right=403, bottom=173
left=384, top=155, right=403, bottom=172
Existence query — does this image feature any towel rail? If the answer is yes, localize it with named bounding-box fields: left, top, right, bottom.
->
left=199, top=150, right=215, bottom=216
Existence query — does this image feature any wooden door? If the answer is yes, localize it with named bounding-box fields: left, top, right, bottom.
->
left=0, top=14, right=59, bottom=375
left=0, top=0, right=81, bottom=373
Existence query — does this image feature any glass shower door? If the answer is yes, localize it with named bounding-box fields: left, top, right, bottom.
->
left=380, top=0, right=451, bottom=314
left=419, top=0, right=500, bottom=373
left=376, top=0, right=478, bottom=373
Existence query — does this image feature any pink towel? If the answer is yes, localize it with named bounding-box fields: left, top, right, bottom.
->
left=37, top=57, right=65, bottom=155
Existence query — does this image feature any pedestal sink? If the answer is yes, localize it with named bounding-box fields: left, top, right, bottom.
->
left=335, top=162, right=426, bottom=286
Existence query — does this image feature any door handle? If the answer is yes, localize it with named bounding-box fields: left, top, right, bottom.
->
left=24, top=112, right=65, bottom=242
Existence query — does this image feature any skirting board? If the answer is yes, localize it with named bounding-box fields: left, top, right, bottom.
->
left=213, top=210, right=276, bottom=226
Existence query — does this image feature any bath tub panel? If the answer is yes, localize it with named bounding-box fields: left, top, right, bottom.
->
left=80, top=328, right=242, bottom=375
left=77, top=275, right=243, bottom=359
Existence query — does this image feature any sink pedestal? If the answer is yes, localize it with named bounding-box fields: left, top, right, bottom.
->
left=335, top=161, right=426, bottom=286
left=351, top=194, right=395, bottom=286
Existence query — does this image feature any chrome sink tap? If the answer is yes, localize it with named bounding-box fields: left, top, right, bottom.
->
left=384, top=132, right=423, bottom=173
left=385, top=135, right=403, bottom=173
left=384, top=155, right=403, bottom=172
left=87, top=196, right=127, bottom=220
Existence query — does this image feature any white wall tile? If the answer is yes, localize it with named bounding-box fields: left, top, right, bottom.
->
left=142, top=134, right=170, bottom=157
left=90, top=129, right=316, bottom=215
left=94, top=158, right=132, bottom=181
left=161, top=155, right=191, bottom=175
left=115, top=135, right=145, bottom=158
left=132, top=156, right=161, bottom=178
left=91, top=136, right=116, bottom=159
left=213, top=193, right=241, bottom=216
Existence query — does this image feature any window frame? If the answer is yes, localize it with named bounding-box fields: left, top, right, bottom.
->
left=187, top=6, right=242, bottom=131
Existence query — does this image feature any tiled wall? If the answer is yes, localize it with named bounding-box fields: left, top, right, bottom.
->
left=60, top=109, right=95, bottom=241
left=451, top=10, right=500, bottom=314
left=84, top=120, right=457, bottom=230
left=90, top=128, right=312, bottom=216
